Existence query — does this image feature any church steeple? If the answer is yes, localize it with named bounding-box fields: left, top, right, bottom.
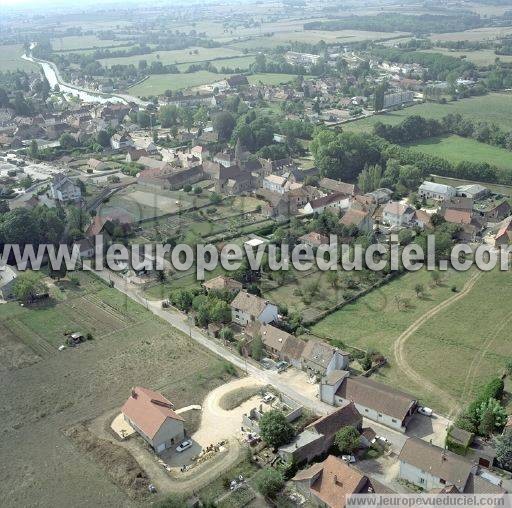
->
left=234, top=137, right=242, bottom=164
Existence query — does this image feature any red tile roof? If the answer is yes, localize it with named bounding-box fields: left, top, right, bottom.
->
left=121, top=387, right=184, bottom=439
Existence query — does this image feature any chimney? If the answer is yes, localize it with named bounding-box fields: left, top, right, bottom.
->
left=131, top=388, right=137, bottom=398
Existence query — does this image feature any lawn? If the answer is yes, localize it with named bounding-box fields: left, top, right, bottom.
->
left=311, top=268, right=475, bottom=413
left=405, top=134, right=512, bottom=172
left=128, top=71, right=227, bottom=95
left=247, top=73, right=298, bottom=85
left=343, top=93, right=512, bottom=132
left=99, top=46, right=244, bottom=67
left=406, top=269, right=512, bottom=410
left=0, top=44, right=38, bottom=72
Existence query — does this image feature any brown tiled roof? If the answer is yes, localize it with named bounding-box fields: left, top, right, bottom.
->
left=398, top=438, right=472, bottom=491
left=383, top=201, right=414, bottom=217
left=463, top=473, right=507, bottom=494
left=202, top=275, right=242, bottom=292
left=309, top=192, right=345, bottom=209
left=298, top=232, right=330, bottom=247
left=230, top=291, right=272, bottom=318
left=339, top=208, right=369, bottom=227
left=259, top=323, right=293, bottom=353
left=320, top=178, right=359, bottom=196
left=281, top=335, right=306, bottom=361
left=336, top=377, right=416, bottom=421
left=306, top=401, right=362, bottom=438
left=301, top=339, right=336, bottom=369
left=414, top=209, right=433, bottom=227
left=294, top=455, right=368, bottom=508
left=121, top=387, right=184, bottom=439
left=444, top=209, right=472, bottom=225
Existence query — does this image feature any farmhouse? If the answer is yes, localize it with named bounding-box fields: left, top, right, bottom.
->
left=230, top=291, right=278, bottom=326
left=292, top=455, right=392, bottom=507
left=418, top=181, right=456, bottom=201
left=137, top=165, right=204, bottom=191
left=279, top=402, right=362, bottom=463
left=50, top=174, right=82, bottom=203
left=322, top=376, right=417, bottom=432
left=457, top=184, right=489, bottom=200
left=121, top=387, right=185, bottom=453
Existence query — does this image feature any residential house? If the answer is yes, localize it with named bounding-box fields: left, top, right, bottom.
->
left=418, top=181, right=456, bottom=201
left=319, top=178, right=359, bottom=197
left=413, top=209, right=433, bottom=229
left=382, top=202, right=416, bottom=227
left=215, top=165, right=253, bottom=195
left=279, top=402, right=362, bottom=463
left=50, top=174, right=82, bottom=203
left=302, top=192, right=349, bottom=215
left=110, top=132, right=133, bottom=150
left=213, top=151, right=235, bottom=168
left=398, top=438, right=502, bottom=493
left=339, top=206, right=373, bottom=232
left=365, top=188, right=393, bottom=205
left=0, top=265, right=17, bottom=300
left=324, top=376, right=417, bottom=432
left=190, top=145, right=208, bottom=162
left=301, top=339, right=350, bottom=377
left=230, top=291, right=278, bottom=326
left=121, top=386, right=185, bottom=453
left=292, top=455, right=392, bottom=507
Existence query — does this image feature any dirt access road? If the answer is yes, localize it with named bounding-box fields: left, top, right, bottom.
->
left=393, top=271, right=483, bottom=417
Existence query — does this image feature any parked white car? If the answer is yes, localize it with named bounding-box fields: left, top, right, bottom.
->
left=342, top=455, right=356, bottom=463
left=262, top=393, right=275, bottom=404
left=418, top=406, right=433, bottom=417
left=176, top=439, right=193, bottom=452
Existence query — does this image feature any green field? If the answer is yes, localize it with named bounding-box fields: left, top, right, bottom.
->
left=311, top=268, right=475, bottom=413
left=99, top=46, right=244, bottom=67
left=248, top=73, right=298, bottom=85
left=128, top=71, right=227, bottom=95
left=406, top=269, right=512, bottom=410
left=0, top=44, right=38, bottom=72
left=420, top=48, right=512, bottom=67
left=429, top=26, right=512, bottom=42
left=405, top=134, right=512, bottom=171
left=51, top=35, right=130, bottom=51
left=344, top=93, right=512, bottom=133
left=176, top=55, right=255, bottom=72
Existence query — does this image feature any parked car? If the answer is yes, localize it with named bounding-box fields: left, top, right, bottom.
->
left=342, top=455, right=356, bottom=463
left=176, top=439, right=193, bottom=452
left=276, top=361, right=290, bottom=373
left=418, top=406, right=433, bottom=417
left=262, top=393, right=275, bottom=404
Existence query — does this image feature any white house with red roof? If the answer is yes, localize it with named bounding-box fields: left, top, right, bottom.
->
left=122, top=387, right=185, bottom=452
